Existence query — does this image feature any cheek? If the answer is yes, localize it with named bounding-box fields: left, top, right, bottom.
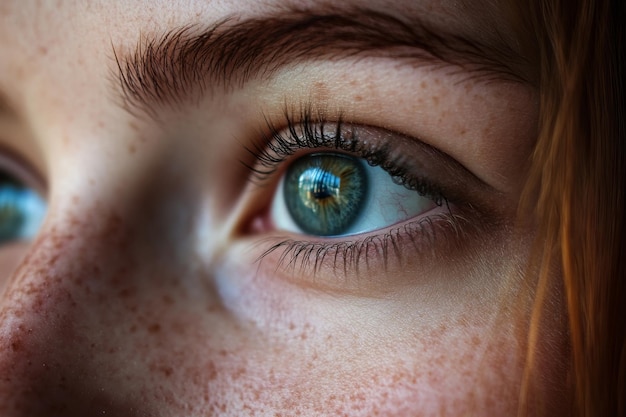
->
left=186, top=258, right=526, bottom=416
left=0, top=209, right=552, bottom=416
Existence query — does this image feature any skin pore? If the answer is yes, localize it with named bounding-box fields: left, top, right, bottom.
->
left=0, top=0, right=568, bottom=416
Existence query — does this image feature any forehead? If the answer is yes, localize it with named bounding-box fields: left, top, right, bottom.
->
left=0, top=0, right=521, bottom=105
left=0, top=0, right=515, bottom=48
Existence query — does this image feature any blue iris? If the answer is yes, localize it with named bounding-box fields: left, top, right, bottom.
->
left=284, top=153, right=368, bottom=236
left=0, top=173, right=46, bottom=244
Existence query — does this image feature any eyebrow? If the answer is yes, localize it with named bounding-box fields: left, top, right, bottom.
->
left=112, top=8, right=533, bottom=116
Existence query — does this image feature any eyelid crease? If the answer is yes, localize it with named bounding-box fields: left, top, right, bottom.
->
left=243, top=103, right=504, bottom=215
left=111, top=7, right=533, bottom=118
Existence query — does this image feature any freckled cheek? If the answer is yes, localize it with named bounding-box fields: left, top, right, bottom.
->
left=199, top=258, right=524, bottom=415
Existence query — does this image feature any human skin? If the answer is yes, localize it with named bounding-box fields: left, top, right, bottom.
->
left=0, top=0, right=569, bottom=416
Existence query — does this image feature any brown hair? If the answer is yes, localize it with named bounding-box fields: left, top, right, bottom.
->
left=521, top=0, right=626, bottom=415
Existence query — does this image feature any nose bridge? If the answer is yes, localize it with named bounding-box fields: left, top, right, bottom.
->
left=0, top=190, right=226, bottom=415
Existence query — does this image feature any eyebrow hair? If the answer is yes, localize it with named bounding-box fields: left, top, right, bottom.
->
left=112, top=8, right=533, bottom=116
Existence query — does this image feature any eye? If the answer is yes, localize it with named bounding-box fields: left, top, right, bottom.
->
left=270, top=152, right=437, bottom=237
left=241, top=108, right=497, bottom=282
left=0, top=155, right=47, bottom=245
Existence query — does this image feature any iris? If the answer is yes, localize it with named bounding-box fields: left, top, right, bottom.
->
left=284, top=153, right=367, bottom=236
left=0, top=172, right=46, bottom=243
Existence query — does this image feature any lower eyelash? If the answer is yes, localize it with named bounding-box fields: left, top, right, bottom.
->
left=254, top=210, right=467, bottom=280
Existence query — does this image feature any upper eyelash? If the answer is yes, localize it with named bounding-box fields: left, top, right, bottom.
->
left=243, top=107, right=354, bottom=180
left=243, top=105, right=447, bottom=205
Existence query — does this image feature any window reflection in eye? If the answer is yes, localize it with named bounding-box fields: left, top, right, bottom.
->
left=271, top=152, right=438, bottom=237
left=0, top=164, right=47, bottom=245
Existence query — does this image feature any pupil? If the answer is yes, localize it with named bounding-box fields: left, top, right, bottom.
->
left=284, top=153, right=367, bottom=236
left=301, top=169, right=340, bottom=205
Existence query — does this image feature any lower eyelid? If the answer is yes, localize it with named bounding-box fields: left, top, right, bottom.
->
left=246, top=203, right=484, bottom=291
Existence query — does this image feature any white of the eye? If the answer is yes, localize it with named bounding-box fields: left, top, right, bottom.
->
left=270, top=161, right=435, bottom=237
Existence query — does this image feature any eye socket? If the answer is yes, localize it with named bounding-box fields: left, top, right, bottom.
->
left=0, top=152, right=47, bottom=245
left=270, top=152, right=437, bottom=237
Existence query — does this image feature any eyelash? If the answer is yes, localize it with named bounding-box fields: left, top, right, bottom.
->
left=243, top=105, right=465, bottom=277
left=246, top=106, right=446, bottom=204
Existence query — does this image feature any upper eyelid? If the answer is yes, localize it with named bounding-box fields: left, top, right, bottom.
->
left=0, top=146, right=48, bottom=197
left=110, top=7, right=533, bottom=119
left=243, top=109, right=504, bottom=217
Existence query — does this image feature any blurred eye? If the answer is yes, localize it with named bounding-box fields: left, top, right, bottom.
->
left=0, top=158, right=47, bottom=245
left=270, top=152, right=437, bottom=237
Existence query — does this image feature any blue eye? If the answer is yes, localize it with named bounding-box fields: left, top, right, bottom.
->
left=281, top=153, right=368, bottom=236
left=0, top=171, right=47, bottom=244
left=271, top=152, right=437, bottom=237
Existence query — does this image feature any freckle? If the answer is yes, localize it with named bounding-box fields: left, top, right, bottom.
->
left=39, top=46, right=48, bottom=55
left=128, top=121, right=139, bottom=132
left=148, top=323, right=161, bottom=333
left=206, top=361, right=217, bottom=380
left=314, top=81, right=329, bottom=101
left=162, top=295, right=173, bottom=305
left=233, top=367, right=246, bottom=380
left=10, top=339, right=22, bottom=352
left=432, top=95, right=439, bottom=105
left=420, top=81, right=427, bottom=89
left=160, top=366, right=173, bottom=377
left=128, top=144, right=136, bottom=154
left=354, top=95, right=363, bottom=102
left=288, top=322, right=295, bottom=331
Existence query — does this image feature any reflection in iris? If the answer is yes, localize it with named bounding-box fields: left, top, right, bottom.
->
left=284, top=153, right=367, bottom=236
